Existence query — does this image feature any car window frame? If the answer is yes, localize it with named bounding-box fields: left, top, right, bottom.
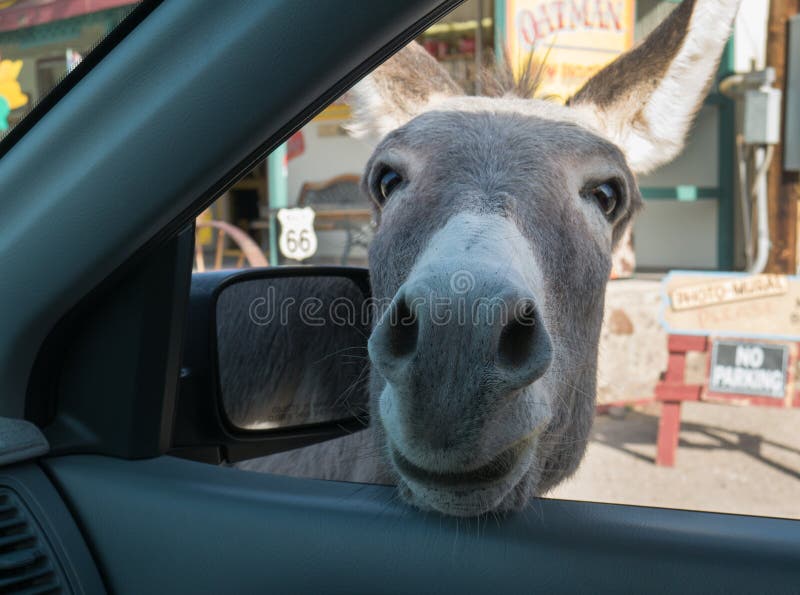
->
left=0, top=1, right=797, bottom=591
left=0, top=0, right=462, bottom=444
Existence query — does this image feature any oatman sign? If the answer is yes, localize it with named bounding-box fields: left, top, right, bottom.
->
left=709, top=341, right=788, bottom=399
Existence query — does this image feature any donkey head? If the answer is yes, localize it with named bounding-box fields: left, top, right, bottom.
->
left=346, top=0, right=740, bottom=516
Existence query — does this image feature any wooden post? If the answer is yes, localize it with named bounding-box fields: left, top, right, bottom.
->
left=766, top=0, right=800, bottom=273
left=654, top=335, right=707, bottom=467
left=656, top=402, right=682, bottom=467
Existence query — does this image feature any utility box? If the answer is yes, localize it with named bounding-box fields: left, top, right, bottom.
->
left=785, top=15, right=800, bottom=171
left=743, top=88, right=782, bottom=145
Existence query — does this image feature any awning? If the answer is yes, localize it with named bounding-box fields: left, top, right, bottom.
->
left=0, top=0, right=136, bottom=33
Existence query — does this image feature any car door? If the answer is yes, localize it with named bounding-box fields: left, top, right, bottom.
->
left=0, top=1, right=798, bottom=594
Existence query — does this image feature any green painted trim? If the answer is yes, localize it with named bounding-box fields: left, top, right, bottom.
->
left=267, top=144, right=288, bottom=266
left=716, top=38, right=736, bottom=270
left=640, top=186, right=719, bottom=201
left=494, top=0, right=506, bottom=59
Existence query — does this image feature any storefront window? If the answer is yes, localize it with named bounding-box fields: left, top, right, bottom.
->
left=195, top=0, right=495, bottom=271
left=417, top=0, right=493, bottom=94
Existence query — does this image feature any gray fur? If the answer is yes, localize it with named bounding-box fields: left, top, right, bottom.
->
left=361, top=111, right=638, bottom=515
left=217, top=277, right=370, bottom=429
left=239, top=0, right=741, bottom=517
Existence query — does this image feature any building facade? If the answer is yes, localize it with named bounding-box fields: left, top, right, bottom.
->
left=278, top=0, right=770, bottom=271
left=0, top=0, right=773, bottom=273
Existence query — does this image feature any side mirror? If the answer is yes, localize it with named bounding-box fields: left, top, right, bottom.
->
left=171, top=266, right=371, bottom=464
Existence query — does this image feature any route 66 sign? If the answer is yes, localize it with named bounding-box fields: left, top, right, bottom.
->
left=277, top=207, right=317, bottom=261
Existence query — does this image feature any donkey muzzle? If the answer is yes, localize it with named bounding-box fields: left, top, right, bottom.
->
left=368, top=265, right=552, bottom=459
left=368, top=213, right=554, bottom=472
left=369, top=276, right=552, bottom=392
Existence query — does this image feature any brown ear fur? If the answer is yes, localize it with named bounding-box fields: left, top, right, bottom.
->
left=571, top=0, right=699, bottom=112
left=569, top=0, right=741, bottom=173
left=344, top=42, right=463, bottom=142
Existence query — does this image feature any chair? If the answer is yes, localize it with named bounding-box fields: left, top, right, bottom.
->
left=297, top=174, right=373, bottom=265
left=194, top=219, right=268, bottom=271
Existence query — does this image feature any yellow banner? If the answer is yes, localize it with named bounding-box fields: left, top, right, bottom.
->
left=504, top=0, right=634, bottom=101
left=313, top=101, right=350, bottom=122
left=0, top=59, right=28, bottom=109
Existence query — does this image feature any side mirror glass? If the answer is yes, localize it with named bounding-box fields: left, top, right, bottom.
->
left=215, top=273, right=371, bottom=431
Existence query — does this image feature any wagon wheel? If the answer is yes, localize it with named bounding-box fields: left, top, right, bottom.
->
left=194, top=219, right=268, bottom=271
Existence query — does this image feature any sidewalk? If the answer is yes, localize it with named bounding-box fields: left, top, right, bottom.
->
left=549, top=402, right=800, bottom=520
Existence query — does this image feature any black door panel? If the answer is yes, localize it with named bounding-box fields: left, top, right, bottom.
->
left=46, top=455, right=800, bottom=594
left=0, top=463, right=105, bottom=594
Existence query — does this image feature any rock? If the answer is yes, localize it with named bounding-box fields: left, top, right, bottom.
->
left=608, top=309, right=634, bottom=335
left=597, top=279, right=668, bottom=405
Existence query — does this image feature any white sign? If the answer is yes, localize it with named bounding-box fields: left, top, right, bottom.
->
left=277, top=207, right=317, bottom=261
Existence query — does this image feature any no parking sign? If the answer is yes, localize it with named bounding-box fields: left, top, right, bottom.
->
left=709, top=341, right=788, bottom=398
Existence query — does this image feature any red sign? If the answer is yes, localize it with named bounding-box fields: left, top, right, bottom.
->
left=516, top=0, right=627, bottom=46
left=286, top=131, right=305, bottom=162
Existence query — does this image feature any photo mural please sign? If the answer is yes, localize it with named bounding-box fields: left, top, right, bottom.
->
left=661, top=271, right=800, bottom=341
left=658, top=272, right=800, bottom=407
left=503, top=0, right=635, bottom=101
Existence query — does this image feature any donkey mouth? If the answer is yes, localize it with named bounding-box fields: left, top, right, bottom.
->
left=390, top=439, right=530, bottom=489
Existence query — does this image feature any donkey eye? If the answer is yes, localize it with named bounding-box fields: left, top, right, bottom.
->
left=378, top=168, right=402, bottom=200
left=587, top=181, right=621, bottom=218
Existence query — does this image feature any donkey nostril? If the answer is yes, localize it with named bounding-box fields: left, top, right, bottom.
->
left=497, top=300, right=537, bottom=369
left=388, top=296, right=418, bottom=358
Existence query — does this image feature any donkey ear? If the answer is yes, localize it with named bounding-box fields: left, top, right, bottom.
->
left=344, top=41, right=463, bottom=143
left=569, top=0, right=741, bottom=173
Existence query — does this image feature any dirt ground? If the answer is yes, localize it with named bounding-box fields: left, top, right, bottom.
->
left=548, top=402, right=800, bottom=520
